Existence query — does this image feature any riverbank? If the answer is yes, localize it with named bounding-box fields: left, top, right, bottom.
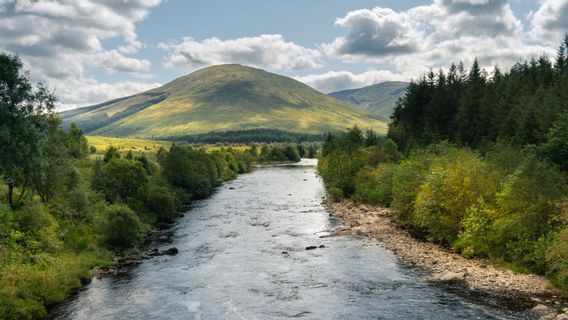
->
left=324, top=200, right=567, bottom=313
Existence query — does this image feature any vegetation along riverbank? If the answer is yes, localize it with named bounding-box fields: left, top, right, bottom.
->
left=319, top=38, right=568, bottom=316
left=0, top=53, right=319, bottom=319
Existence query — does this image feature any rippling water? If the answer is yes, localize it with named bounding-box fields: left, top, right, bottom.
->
left=53, top=159, right=536, bottom=319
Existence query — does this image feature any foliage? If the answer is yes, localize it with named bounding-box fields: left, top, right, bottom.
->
left=0, top=53, right=56, bottom=207
left=103, top=146, right=121, bottom=163
left=320, top=122, right=568, bottom=289
left=92, top=158, right=148, bottom=202
left=180, top=129, right=324, bottom=144
left=354, top=163, right=396, bottom=206
left=145, top=184, right=177, bottom=222
left=546, top=227, right=568, bottom=289
left=542, top=110, right=568, bottom=171
left=103, top=205, right=143, bottom=247
left=389, top=38, right=568, bottom=152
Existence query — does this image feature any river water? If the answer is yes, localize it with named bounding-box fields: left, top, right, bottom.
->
left=53, top=159, right=536, bottom=319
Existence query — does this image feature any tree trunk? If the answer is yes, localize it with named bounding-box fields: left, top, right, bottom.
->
left=8, top=183, right=14, bottom=208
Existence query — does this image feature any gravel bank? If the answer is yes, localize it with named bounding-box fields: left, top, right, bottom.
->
left=324, top=200, right=562, bottom=302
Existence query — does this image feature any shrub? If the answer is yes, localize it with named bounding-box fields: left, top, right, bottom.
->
left=15, top=202, right=55, bottom=234
left=546, top=227, right=568, bottom=289
left=103, top=205, right=143, bottom=247
left=328, top=186, right=344, bottom=202
left=92, top=159, right=148, bottom=202
left=354, top=163, right=396, bottom=206
left=145, top=185, right=176, bottom=222
left=391, top=151, right=433, bottom=222
left=412, top=148, right=497, bottom=244
left=491, top=155, right=567, bottom=269
left=67, top=189, right=90, bottom=216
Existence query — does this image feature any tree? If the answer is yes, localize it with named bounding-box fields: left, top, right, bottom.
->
left=542, top=111, right=568, bottom=171
left=0, top=53, right=56, bottom=207
left=103, top=146, right=121, bottom=163
left=92, top=158, right=148, bottom=202
left=66, top=123, right=89, bottom=159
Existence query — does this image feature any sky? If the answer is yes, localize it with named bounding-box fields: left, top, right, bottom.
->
left=0, top=0, right=567, bottom=110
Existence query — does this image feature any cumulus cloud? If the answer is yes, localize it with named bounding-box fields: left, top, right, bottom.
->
left=54, top=78, right=161, bottom=111
left=325, top=0, right=523, bottom=60
left=0, top=0, right=162, bottom=109
left=322, top=0, right=553, bottom=81
left=159, top=34, right=322, bottom=70
left=295, top=70, right=408, bottom=93
left=529, top=0, right=568, bottom=44
left=95, top=50, right=151, bottom=73
left=322, top=7, right=423, bottom=58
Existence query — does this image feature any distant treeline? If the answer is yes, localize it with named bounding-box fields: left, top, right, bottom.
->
left=390, top=36, right=568, bottom=159
left=319, top=37, right=568, bottom=292
left=170, top=129, right=324, bottom=144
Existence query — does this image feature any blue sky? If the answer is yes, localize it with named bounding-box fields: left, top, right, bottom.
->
left=0, top=0, right=566, bottom=109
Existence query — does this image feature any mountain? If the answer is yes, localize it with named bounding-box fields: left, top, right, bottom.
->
left=60, top=65, right=388, bottom=140
left=329, top=81, right=408, bottom=121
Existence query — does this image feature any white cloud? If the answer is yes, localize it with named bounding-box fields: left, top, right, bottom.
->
left=321, top=7, right=424, bottom=58
left=529, top=0, right=568, bottom=44
left=0, top=0, right=162, bottom=108
left=295, top=70, right=408, bottom=93
left=95, top=50, right=151, bottom=73
left=321, top=0, right=554, bottom=83
left=159, top=34, right=322, bottom=70
left=54, top=78, right=161, bottom=111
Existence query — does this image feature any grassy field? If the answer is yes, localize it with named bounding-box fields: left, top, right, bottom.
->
left=86, top=136, right=251, bottom=158
left=87, top=136, right=173, bottom=157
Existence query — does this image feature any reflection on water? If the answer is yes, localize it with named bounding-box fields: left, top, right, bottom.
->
left=53, top=159, right=535, bottom=319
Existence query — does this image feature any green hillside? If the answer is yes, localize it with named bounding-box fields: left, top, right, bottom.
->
left=61, top=65, right=387, bottom=139
left=329, top=81, right=408, bottom=120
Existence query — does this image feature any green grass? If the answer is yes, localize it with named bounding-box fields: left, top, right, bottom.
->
left=61, top=65, right=388, bottom=139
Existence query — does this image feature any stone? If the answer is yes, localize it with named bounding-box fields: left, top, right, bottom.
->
left=556, top=314, right=568, bottom=320
left=305, top=246, right=317, bottom=250
left=532, top=304, right=551, bottom=312
left=162, top=247, right=179, bottom=255
left=427, top=272, right=466, bottom=283
left=318, top=244, right=325, bottom=248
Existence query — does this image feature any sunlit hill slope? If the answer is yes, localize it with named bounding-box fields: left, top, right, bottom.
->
left=61, top=64, right=388, bottom=139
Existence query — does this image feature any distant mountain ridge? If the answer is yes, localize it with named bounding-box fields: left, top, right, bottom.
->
left=60, top=64, right=387, bottom=139
left=329, top=81, right=408, bottom=121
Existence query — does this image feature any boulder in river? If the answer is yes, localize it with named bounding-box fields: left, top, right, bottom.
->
left=532, top=304, right=551, bottom=312
left=305, top=246, right=317, bottom=250
left=162, top=247, right=179, bottom=255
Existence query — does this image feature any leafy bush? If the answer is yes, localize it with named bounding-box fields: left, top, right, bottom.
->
left=354, top=163, right=396, bottom=206
left=145, top=185, right=177, bottom=222
left=92, top=159, right=148, bottom=202
left=412, top=148, right=497, bottom=244
left=15, top=202, right=56, bottom=234
left=546, top=227, right=568, bottom=289
left=328, top=186, right=344, bottom=202
left=103, top=205, right=143, bottom=247
left=67, top=189, right=90, bottom=216
left=490, top=156, right=567, bottom=270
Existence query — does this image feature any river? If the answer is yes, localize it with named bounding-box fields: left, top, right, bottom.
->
left=53, top=159, right=536, bottom=319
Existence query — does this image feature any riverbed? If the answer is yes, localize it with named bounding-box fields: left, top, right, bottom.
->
left=53, top=159, right=536, bottom=319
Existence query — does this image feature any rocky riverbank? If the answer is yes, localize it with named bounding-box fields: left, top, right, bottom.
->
left=324, top=200, right=568, bottom=318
